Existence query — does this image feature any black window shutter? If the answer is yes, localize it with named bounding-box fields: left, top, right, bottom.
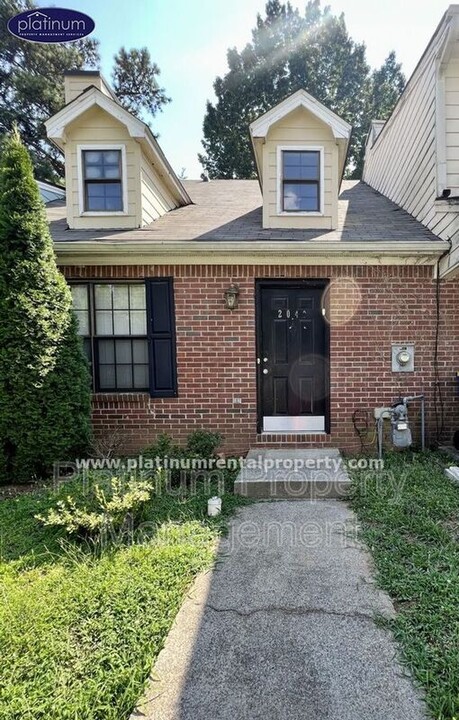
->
left=146, top=278, right=178, bottom=398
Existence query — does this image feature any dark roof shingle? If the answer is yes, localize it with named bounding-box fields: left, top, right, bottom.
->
left=48, top=180, right=441, bottom=243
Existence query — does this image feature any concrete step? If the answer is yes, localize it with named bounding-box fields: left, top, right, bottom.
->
left=234, top=448, right=351, bottom=499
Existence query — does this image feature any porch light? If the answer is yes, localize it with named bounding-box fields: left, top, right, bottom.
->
left=224, top=284, right=239, bottom=310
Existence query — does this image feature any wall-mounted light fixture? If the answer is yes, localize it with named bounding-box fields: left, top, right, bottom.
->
left=224, top=284, right=239, bottom=310
left=224, top=284, right=240, bottom=310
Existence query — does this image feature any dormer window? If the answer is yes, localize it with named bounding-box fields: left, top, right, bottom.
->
left=280, top=148, right=322, bottom=213
left=77, top=144, right=127, bottom=216
left=83, top=149, right=122, bottom=211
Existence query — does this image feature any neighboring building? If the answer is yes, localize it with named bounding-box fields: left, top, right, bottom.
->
left=37, top=179, right=65, bottom=204
left=363, top=4, right=459, bottom=279
left=44, top=11, right=459, bottom=455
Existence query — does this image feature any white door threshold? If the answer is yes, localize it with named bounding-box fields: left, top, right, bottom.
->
left=259, top=431, right=327, bottom=436
left=262, top=416, right=325, bottom=433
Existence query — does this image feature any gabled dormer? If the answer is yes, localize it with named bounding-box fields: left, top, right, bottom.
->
left=45, top=71, right=190, bottom=230
left=250, top=89, right=352, bottom=230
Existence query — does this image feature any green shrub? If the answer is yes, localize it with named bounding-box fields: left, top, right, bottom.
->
left=142, top=432, right=183, bottom=462
left=142, top=430, right=223, bottom=486
left=186, top=429, right=222, bottom=458
left=142, top=433, right=184, bottom=483
left=36, top=474, right=159, bottom=540
left=0, top=129, right=91, bottom=483
left=143, top=430, right=223, bottom=464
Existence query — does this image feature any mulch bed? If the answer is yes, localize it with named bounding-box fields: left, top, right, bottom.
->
left=0, top=482, right=48, bottom=500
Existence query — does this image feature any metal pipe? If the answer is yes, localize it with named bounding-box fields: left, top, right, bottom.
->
left=402, top=394, right=425, bottom=451
left=421, top=396, right=425, bottom=451
left=377, top=416, right=384, bottom=459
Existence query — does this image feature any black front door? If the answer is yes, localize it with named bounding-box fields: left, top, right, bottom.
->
left=257, top=281, right=329, bottom=433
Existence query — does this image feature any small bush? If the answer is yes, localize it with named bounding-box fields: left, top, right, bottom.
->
left=142, top=433, right=184, bottom=483
left=186, top=429, right=222, bottom=458
left=36, top=474, right=159, bottom=540
left=143, top=433, right=183, bottom=462
left=89, top=424, right=129, bottom=459
left=142, top=430, right=223, bottom=486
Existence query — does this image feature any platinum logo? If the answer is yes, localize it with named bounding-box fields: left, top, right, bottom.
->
left=7, top=8, right=95, bottom=44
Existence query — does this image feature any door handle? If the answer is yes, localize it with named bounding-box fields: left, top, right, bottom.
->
left=263, top=368, right=268, bottom=375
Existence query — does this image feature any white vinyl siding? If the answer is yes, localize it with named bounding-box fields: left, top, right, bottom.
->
left=363, top=53, right=437, bottom=223
left=140, top=153, right=176, bottom=225
left=363, top=18, right=459, bottom=278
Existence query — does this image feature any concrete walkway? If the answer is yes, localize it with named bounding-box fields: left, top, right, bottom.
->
left=235, top=448, right=351, bottom=498
left=132, top=501, right=427, bottom=720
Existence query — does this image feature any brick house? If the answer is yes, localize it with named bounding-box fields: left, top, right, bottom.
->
left=44, top=6, right=459, bottom=456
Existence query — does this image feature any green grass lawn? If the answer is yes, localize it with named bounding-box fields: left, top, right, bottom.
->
left=0, top=472, right=248, bottom=720
left=349, top=451, right=459, bottom=720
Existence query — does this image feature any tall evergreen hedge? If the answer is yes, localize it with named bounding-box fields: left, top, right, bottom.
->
left=0, top=129, right=91, bottom=483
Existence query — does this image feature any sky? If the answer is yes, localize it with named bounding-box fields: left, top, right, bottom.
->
left=36, top=0, right=447, bottom=178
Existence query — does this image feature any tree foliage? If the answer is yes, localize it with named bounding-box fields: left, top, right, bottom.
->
left=0, top=0, right=100, bottom=181
left=112, top=47, right=170, bottom=120
left=368, top=50, right=405, bottom=120
left=199, top=0, right=406, bottom=179
left=0, top=2, right=170, bottom=181
left=0, top=129, right=91, bottom=483
left=351, top=50, right=406, bottom=178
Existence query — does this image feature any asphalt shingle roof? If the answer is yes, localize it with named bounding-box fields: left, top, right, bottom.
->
left=47, top=179, right=441, bottom=243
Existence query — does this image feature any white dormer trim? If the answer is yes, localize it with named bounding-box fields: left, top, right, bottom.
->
left=45, top=86, right=191, bottom=207
left=250, top=89, right=352, bottom=140
left=46, top=86, right=145, bottom=141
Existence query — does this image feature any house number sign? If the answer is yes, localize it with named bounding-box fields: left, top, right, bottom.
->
left=277, top=308, right=307, bottom=319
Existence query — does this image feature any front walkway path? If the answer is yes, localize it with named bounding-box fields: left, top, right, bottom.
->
left=132, top=501, right=427, bottom=720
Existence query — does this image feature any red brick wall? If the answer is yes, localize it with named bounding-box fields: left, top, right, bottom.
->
left=61, top=264, right=459, bottom=455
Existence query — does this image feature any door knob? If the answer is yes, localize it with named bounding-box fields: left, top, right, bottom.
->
left=263, top=368, right=268, bottom=375
left=263, top=357, right=268, bottom=362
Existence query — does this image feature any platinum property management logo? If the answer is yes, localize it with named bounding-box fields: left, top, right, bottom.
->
left=7, top=7, right=95, bottom=43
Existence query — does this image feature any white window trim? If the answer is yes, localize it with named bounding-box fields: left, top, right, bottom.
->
left=276, top=145, right=325, bottom=216
left=77, top=144, right=128, bottom=216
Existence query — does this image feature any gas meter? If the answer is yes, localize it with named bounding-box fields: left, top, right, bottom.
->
left=391, top=403, right=412, bottom=448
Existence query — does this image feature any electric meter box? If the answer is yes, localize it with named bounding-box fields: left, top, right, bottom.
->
left=392, top=344, right=415, bottom=372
